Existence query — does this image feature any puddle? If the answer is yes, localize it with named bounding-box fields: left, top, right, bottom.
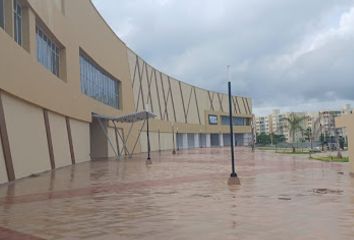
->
left=190, top=194, right=212, bottom=198
left=313, top=188, right=343, bottom=194
left=278, top=197, right=292, bottom=201
left=153, top=191, right=178, bottom=195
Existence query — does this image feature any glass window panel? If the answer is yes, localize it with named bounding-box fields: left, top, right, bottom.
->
left=36, top=26, right=60, bottom=77
left=13, top=0, right=22, bottom=45
left=79, top=53, right=120, bottom=109
left=233, top=117, right=245, bottom=126
left=0, top=0, right=4, bottom=29
left=221, top=116, right=229, bottom=125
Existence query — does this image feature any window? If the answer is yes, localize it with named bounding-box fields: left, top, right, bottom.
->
left=0, top=0, right=4, bottom=29
left=234, top=117, right=245, bottom=126
left=80, top=53, right=120, bottom=109
left=13, top=0, right=22, bottom=45
left=36, top=26, right=60, bottom=77
left=208, top=115, right=218, bottom=125
left=221, top=116, right=230, bottom=125
left=221, top=116, right=250, bottom=126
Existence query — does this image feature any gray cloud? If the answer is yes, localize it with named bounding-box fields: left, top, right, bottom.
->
left=92, top=0, right=354, bottom=115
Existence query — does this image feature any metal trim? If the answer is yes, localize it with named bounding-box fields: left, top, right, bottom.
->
left=43, top=110, right=55, bottom=169
left=65, top=117, right=75, bottom=164
left=0, top=92, right=15, bottom=181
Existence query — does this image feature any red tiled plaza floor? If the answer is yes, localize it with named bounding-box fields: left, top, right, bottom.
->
left=0, top=147, right=353, bottom=240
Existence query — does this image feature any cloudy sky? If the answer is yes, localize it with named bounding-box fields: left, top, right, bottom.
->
left=92, top=0, right=354, bottom=116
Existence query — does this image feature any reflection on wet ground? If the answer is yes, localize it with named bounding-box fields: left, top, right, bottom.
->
left=0, top=147, right=353, bottom=240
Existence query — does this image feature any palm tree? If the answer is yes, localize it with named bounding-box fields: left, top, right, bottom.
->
left=284, top=113, right=306, bottom=153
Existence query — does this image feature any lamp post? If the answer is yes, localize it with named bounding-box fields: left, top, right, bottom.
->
left=146, top=111, right=151, bottom=160
left=251, top=114, right=255, bottom=152
left=145, top=104, right=152, bottom=164
left=320, top=123, right=324, bottom=151
left=176, top=128, right=179, bottom=151
left=172, top=123, right=176, bottom=154
left=227, top=65, right=240, bottom=185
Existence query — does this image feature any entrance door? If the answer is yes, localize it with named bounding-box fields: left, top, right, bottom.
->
left=90, top=118, right=109, bottom=159
left=187, top=133, right=195, bottom=149
left=210, top=134, right=220, bottom=147
left=234, top=134, right=244, bottom=146
left=199, top=134, right=206, bottom=147
left=223, top=134, right=231, bottom=146
left=176, top=133, right=183, bottom=150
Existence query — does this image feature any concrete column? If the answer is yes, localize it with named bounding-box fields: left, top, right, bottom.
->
left=206, top=134, right=211, bottom=148
left=182, top=133, right=188, bottom=149
left=219, top=133, right=224, bottom=147
left=194, top=133, right=199, bottom=148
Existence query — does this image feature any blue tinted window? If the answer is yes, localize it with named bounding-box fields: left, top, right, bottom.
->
left=208, top=115, right=218, bottom=125
left=221, top=116, right=230, bottom=125
left=36, top=26, right=60, bottom=77
left=221, top=116, right=248, bottom=126
left=13, top=0, right=22, bottom=45
left=234, top=117, right=245, bottom=126
left=80, top=53, right=120, bottom=109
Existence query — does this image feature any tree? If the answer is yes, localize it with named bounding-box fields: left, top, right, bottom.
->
left=256, top=132, right=271, bottom=145
left=284, top=113, right=306, bottom=152
left=273, top=134, right=286, bottom=144
left=304, top=127, right=313, bottom=157
left=304, top=127, right=312, bottom=141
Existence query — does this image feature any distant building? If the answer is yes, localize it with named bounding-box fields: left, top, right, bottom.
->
left=336, top=106, right=354, bottom=175
left=255, top=105, right=352, bottom=143
left=255, top=116, right=270, bottom=134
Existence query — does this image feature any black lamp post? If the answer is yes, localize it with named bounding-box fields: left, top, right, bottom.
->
left=226, top=66, right=240, bottom=185
left=176, top=129, right=179, bottom=151
left=146, top=111, right=152, bottom=163
left=320, top=123, right=324, bottom=151
left=172, top=124, right=176, bottom=154
left=229, top=81, right=237, bottom=178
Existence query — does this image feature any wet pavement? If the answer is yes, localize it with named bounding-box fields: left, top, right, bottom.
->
left=0, top=147, right=353, bottom=240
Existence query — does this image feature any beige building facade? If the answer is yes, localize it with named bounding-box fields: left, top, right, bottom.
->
left=0, top=0, right=253, bottom=183
left=336, top=114, right=354, bottom=174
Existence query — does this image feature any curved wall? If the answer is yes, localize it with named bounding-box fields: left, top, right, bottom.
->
left=0, top=0, right=253, bottom=183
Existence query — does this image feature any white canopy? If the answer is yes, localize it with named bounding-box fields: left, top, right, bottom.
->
left=93, top=111, right=157, bottom=123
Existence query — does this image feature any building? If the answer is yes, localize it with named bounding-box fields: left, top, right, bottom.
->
left=336, top=113, right=354, bottom=175
left=269, top=109, right=286, bottom=135
left=255, top=110, right=306, bottom=142
left=255, top=116, right=270, bottom=134
left=0, top=0, right=253, bottom=184
left=256, top=107, right=352, bottom=144
left=342, top=104, right=353, bottom=115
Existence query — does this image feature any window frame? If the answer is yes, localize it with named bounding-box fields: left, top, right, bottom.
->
left=79, top=51, right=121, bottom=109
left=0, top=0, right=4, bottom=29
left=220, top=116, right=249, bottom=126
left=36, top=25, right=61, bottom=77
left=13, top=0, right=22, bottom=45
left=208, top=115, right=218, bottom=125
